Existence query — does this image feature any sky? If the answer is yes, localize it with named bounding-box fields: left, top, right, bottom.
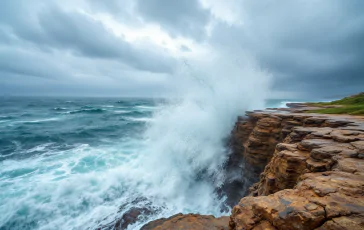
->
left=0, top=0, right=363, bottom=98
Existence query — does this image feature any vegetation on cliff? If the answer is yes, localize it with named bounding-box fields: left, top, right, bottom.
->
left=308, top=92, right=364, bottom=115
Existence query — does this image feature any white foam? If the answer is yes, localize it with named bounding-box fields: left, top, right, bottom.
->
left=114, top=110, right=129, bottom=114
left=25, top=143, right=54, bottom=154
left=9, top=117, right=61, bottom=125
left=124, top=117, right=154, bottom=123
left=0, top=53, right=271, bottom=230
left=135, top=105, right=158, bottom=110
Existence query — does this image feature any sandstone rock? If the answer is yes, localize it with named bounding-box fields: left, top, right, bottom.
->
left=144, top=106, right=364, bottom=230
left=304, top=117, right=327, bottom=127
left=275, top=143, right=297, bottom=152
left=230, top=189, right=326, bottom=230
left=330, top=130, right=363, bottom=143
left=316, top=215, right=364, bottom=230
left=333, top=157, right=364, bottom=174
left=298, top=139, right=335, bottom=151
left=230, top=171, right=364, bottom=230
left=141, top=214, right=229, bottom=230
left=306, top=158, right=333, bottom=172
left=351, top=141, right=364, bottom=154
left=228, top=108, right=364, bottom=230
left=310, top=146, right=342, bottom=160
left=324, top=119, right=353, bottom=128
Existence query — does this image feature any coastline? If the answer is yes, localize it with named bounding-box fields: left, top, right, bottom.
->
left=138, top=100, right=364, bottom=230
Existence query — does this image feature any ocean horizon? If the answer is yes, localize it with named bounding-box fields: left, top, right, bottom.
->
left=0, top=96, right=320, bottom=229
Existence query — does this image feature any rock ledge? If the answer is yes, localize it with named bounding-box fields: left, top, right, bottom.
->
left=142, top=105, right=364, bottom=230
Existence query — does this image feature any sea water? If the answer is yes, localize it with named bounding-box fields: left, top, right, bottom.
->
left=0, top=95, right=316, bottom=230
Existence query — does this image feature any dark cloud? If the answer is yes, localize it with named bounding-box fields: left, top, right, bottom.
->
left=136, top=0, right=210, bottom=41
left=39, top=8, right=176, bottom=73
left=0, top=0, right=363, bottom=98
left=0, top=1, right=178, bottom=97
left=0, top=48, right=68, bottom=79
left=0, top=1, right=176, bottom=74
left=208, top=0, right=364, bottom=97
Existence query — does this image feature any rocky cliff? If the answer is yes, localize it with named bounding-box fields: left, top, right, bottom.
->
left=141, top=104, right=364, bottom=230
left=141, top=214, right=229, bottom=230
left=229, top=107, right=364, bottom=230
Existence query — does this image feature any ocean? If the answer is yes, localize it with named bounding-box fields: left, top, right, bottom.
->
left=0, top=96, right=306, bottom=230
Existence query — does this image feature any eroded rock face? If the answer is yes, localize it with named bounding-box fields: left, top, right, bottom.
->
left=142, top=106, right=364, bottom=230
left=230, top=171, right=364, bottom=230
left=229, top=114, right=286, bottom=196
left=230, top=110, right=364, bottom=230
left=141, top=214, right=229, bottom=230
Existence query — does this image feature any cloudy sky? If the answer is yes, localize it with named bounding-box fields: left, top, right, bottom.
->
left=0, top=0, right=363, bottom=98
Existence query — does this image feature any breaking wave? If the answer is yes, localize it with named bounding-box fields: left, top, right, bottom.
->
left=0, top=55, right=270, bottom=230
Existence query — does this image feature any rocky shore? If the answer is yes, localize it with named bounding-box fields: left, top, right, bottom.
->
left=140, top=102, right=364, bottom=230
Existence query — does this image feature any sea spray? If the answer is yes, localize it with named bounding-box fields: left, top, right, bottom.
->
left=121, top=54, right=271, bottom=228
left=0, top=54, right=271, bottom=230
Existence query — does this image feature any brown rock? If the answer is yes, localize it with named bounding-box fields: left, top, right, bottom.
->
left=334, top=158, right=364, bottom=174
left=351, top=141, right=364, bottom=154
left=316, top=215, right=364, bottom=230
left=324, top=119, right=352, bottom=128
left=228, top=108, right=364, bottom=230
left=141, top=214, right=229, bottom=230
left=331, top=130, right=363, bottom=143
left=310, top=146, right=342, bottom=160
left=230, top=171, right=364, bottom=230
left=306, top=158, right=333, bottom=172
left=298, top=139, right=335, bottom=151
left=230, top=189, right=326, bottom=230
left=141, top=106, right=364, bottom=230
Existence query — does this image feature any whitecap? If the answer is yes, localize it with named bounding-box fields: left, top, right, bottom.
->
left=26, top=143, right=54, bottom=153
left=23, top=118, right=60, bottom=123
left=124, top=117, right=154, bottom=123
left=114, top=110, right=129, bottom=114
left=135, top=105, right=157, bottom=110
left=7, top=117, right=61, bottom=125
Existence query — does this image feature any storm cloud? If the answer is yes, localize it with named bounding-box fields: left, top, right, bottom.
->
left=136, top=0, right=210, bottom=41
left=0, top=0, right=363, bottom=98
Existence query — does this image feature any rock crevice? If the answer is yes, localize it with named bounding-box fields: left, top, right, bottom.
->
left=229, top=109, right=364, bottom=230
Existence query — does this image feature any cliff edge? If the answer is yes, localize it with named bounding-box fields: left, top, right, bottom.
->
left=140, top=96, right=364, bottom=230
left=229, top=107, right=364, bottom=230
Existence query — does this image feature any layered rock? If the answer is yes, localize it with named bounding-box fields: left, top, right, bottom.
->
left=231, top=114, right=283, bottom=181
left=142, top=105, right=364, bottom=230
left=141, top=214, right=229, bottom=230
left=230, top=108, right=364, bottom=230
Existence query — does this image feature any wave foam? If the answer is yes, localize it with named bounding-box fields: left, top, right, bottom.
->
left=0, top=53, right=271, bottom=230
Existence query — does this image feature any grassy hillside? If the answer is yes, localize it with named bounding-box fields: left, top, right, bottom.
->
left=307, top=92, right=364, bottom=115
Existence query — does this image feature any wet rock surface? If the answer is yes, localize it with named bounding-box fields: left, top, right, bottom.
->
left=114, top=207, right=153, bottom=230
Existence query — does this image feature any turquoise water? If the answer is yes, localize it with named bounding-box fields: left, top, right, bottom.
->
left=0, top=97, right=157, bottom=229
left=0, top=96, right=300, bottom=230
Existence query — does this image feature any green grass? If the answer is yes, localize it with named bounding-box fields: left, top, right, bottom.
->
left=307, top=92, right=364, bottom=115
left=310, top=105, right=364, bottom=115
